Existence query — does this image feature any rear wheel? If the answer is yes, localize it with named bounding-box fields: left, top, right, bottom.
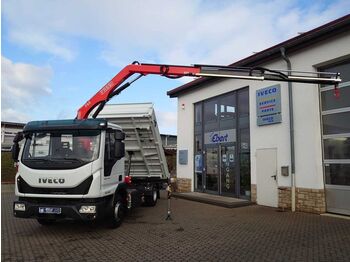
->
left=144, top=188, right=158, bottom=207
left=108, top=195, right=126, bottom=229
left=37, top=218, right=56, bottom=226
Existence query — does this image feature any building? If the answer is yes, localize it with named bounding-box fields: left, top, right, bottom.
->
left=160, top=134, right=177, bottom=150
left=167, top=15, right=350, bottom=215
left=1, top=121, right=25, bottom=151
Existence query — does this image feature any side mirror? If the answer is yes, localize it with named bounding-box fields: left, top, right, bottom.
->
left=115, top=131, right=125, bottom=140
left=12, top=143, right=20, bottom=162
left=12, top=132, right=23, bottom=163
left=13, top=132, right=24, bottom=143
left=114, top=141, right=125, bottom=160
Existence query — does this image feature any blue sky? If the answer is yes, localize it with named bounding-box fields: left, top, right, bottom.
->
left=2, top=0, right=350, bottom=134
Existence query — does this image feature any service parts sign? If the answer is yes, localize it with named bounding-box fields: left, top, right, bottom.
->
left=204, top=129, right=236, bottom=145
left=256, top=84, right=282, bottom=126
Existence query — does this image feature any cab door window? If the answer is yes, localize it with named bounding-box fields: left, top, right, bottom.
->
left=104, top=131, right=117, bottom=176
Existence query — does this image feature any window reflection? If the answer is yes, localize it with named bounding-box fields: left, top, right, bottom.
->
left=204, top=100, right=218, bottom=122
left=325, top=164, right=350, bottom=186
left=324, top=137, right=350, bottom=159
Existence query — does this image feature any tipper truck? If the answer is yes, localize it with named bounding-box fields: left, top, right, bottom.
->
left=11, top=62, right=341, bottom=228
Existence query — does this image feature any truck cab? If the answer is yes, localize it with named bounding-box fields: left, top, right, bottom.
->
left=13, top=118, right=128, bottom=227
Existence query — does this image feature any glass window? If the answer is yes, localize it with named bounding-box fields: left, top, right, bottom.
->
left=238, top=89, right=249, bottom=115
left=325, top=164, right=350, bottom=186
left=195, top=103, right=202, bottom=124
left=324, top=137, right=350, bottom=159
left=204, top=99, right=218, bottom=122
left=22, top=130, right=101, bottom=169
left=238, top=89, right=249, bottom=129
left=29, top=133, right=51, bottom=157
left=321, top=62, right=350, bottom=84
left=240, top=152, right=251, bottom=195
left=321, top=86, right=350, bottom=111
left=195, top=135, right=202, bottom=152
left=220, top=94, right=236, bottom=119
left=322, top=111, right=350, bottom=135
left=240, top=128, right=250, bottom=152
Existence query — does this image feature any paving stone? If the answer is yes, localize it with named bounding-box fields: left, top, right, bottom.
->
left=2, top=187, right=350, bottom=261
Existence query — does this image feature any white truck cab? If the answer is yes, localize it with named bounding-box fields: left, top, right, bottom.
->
left=13, top=118, right=129, bottom=227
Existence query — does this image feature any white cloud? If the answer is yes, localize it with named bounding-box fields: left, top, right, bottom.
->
left=2, top=0, right=349, bottom=128
left=3, top=0, right=350, bottom=65
left=10, top=31, right=75, bottom=62
left=1, top=56, right=53, bottom=122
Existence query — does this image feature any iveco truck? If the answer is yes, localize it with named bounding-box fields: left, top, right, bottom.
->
left=12, top=103, right=169, bottom=228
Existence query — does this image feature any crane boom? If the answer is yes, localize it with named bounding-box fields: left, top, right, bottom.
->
left=76, top=62, right=341, bottom=120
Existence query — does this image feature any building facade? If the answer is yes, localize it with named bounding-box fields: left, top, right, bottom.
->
left=168, top=15, right=350, bottom=215
left=1, top=121, right=25, bottom=151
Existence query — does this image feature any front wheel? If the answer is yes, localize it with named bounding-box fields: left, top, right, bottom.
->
left=108, top=195, right=126, bottom=229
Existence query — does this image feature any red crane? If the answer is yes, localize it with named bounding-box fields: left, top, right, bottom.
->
left=76, top=62, right=341, bottom=120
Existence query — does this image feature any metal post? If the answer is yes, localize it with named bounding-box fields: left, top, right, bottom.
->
left=165, top=184, right=172, bottom=220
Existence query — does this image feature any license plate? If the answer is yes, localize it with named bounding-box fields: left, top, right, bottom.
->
left=38, top=207, right=61, bottom=214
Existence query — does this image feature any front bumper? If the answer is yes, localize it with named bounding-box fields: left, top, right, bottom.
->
left=13, top=197, right=112, bottom=221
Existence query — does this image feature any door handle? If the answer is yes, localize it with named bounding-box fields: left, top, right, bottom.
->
left=271, top=175, right=277, bottom=180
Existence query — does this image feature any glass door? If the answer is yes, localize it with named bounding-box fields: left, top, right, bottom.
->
left=220, top=144, right=236, bottom=196
left=205, top=146, right=219, bottom=193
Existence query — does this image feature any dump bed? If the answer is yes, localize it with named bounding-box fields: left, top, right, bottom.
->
left=98, top=103, right=169, bottom=179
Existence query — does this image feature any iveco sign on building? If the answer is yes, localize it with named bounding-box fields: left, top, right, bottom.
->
left=256, top=85, right=282, bottom=126
left=167, top=15, right=350, bottom=216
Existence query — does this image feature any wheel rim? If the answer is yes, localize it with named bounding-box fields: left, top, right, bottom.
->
left=114, top=202, right=121, bottom=221
left=153, top=190, right=157, bottom=202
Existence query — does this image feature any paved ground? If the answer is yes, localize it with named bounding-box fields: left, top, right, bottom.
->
left=2, top=185, right=350, bottom=262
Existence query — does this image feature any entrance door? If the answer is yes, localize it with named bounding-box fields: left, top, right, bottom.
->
left=256, top=148, right=278, bottom=207
left=220, top=144, right=236, bottom=196
left=205, top=146, right=219, bottom=193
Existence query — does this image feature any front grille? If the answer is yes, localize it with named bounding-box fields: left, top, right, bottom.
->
left=17, top=175, right=93, bottom=195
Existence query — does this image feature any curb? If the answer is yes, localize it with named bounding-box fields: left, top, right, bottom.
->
left=172, top=192, right=253, bottom=208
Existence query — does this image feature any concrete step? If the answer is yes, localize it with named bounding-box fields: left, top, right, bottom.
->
left=172, top=192, right=253, bottom=208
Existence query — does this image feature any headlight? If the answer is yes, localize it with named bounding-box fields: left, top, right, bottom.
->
left=79, top=205, right=96, bottom=214
left=14, top=203, right=26, bottom=211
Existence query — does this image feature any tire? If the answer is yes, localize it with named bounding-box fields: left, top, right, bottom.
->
left=144, top=189, right=158, bottom=207
left=108, top=194, right=126, bottom=229
left=37, top=218, right=56, bottom=226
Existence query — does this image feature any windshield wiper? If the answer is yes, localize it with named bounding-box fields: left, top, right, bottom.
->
left=25, top=158, right=51, bottom=162
left=62, top=157, right=85, bottom=163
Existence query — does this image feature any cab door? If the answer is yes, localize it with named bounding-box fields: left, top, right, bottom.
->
left=102, top=130, right=124, bottom=189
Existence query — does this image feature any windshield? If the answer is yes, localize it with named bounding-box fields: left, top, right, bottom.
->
left=22, top=130, right=101, bottom=169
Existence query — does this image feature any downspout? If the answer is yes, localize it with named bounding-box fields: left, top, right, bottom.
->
left=280, top=47, right=296, bottom=212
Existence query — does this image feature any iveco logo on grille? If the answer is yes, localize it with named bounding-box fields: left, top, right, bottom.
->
left=38, top=178, right=65, bottom=184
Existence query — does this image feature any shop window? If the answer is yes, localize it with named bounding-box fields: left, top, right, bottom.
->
left=324, top=138, right=350, bottom=159
left=321, top=62, right=350, bottom=86
left=321, top=60, right=350, bottom=192
left=322, top=111, right=350, bottom=135
left=194, top=134, right=203, bottom=190
left=204, top=99, right=218, bottom=122
left=195, top=135, right=202, bottom=152
left=321, top=86, right=350, bottom=111
left=238, top=89, right=249, bottom=129
left=325, top=164, right=350, bottom=186
left=195, top=103, right=202, bottom=124
left=238, top=89, right=249, bottom=115
left=220, top=94, right=236, bottom=119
